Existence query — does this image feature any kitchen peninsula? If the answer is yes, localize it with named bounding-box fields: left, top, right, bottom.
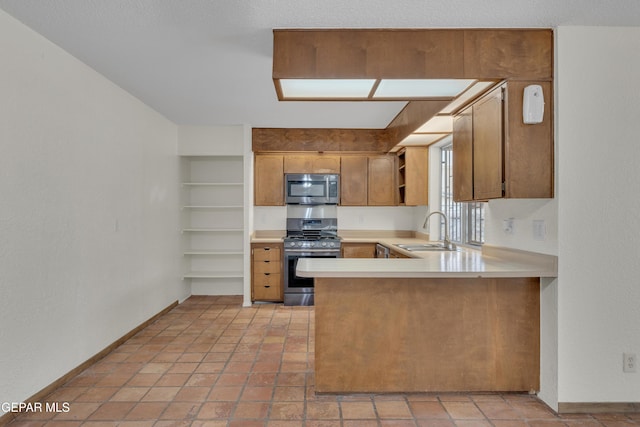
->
left=297, top=245, right=557, bottom=394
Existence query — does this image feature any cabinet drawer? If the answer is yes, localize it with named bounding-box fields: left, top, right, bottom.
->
left=253, top=260, right=280, bottom=274
left=253, top=246, right=281, bottom=261
left=253, top=273, right=282, bottom=300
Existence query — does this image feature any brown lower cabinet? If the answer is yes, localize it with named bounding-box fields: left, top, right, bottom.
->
left=341, top=242, right=377, bottom=258
left=251, top=243, right=283, bottom=302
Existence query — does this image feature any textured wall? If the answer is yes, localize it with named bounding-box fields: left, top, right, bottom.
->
left=556, top=26, right=640, bottom=403
left=0, top=9, right=185, bottom=409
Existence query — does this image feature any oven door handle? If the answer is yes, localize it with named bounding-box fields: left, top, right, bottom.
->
left=285, top=249, right=340, bottom=254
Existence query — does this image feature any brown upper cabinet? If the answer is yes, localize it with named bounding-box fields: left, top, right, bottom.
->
left=452, top=81, right=553, bottom=201
left=368, top=155, right=397, bottom=206
left=283, top=154, right=341, bottom=174
left=340, top=156, right=368, bottom=206
left=254, top=154, right=284, bottom=206
left=340, top=154, right=397, bottom=206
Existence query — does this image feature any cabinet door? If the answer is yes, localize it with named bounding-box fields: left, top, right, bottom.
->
left=340, top=156, right=368, bottom=206
left=313, top=155, right=340, bottom=173
left=284, top=155, right=340, bottom=173
left=404, top=147, right=429, bottom=206
left=254, top=155, right=284, bottom=206
left=368, top=155, right=396, bottom=206
left=341, top=243, right=376, bottom=258
left=473, top=87, right=504, bottom=200
left=453, top=106, right=474, bottom=202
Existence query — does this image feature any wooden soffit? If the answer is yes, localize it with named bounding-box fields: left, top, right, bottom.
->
left=273, top=28, right=553, bottom=82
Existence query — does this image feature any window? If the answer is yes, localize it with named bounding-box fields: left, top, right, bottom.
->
left=440, top=144, right=485, bottom=246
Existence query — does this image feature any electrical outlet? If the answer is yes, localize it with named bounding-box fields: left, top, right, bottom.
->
left=623, top=353, right=637, bottom=373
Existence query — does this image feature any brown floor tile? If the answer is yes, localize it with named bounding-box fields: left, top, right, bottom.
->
left=269, top=402, right=305, bottom=420
left=141, top=386, right=180, bottom=401
left=88, top=402, right=136, bottom=420
left=233, top=402, right=270, bottom=419
left=207, top=385, right=243, bottom=401
left=158, top=402, right=201, bottom=420
left=241, top=386, right=275, bottom=401
left=74, top=387, right=119, bottom=402
left=475, top=400, right=522, bottom=419
left=409, top=401, right=450, bottom=419
left=174, top=386, right=211, bottom=401
left=306, top=401, right=341, bottom=420
left=126, top=373, right=161, bottom=387
left=306, top=421, right=342, bottom=427
left=376, top=400, right=414, bottom=419
left=249, top=373, right=279, bottom=386
left=440, top=401, right=485, bottom=420
left=185, top=373, right=219, bottom=387
left=510, top=401, right=560, bottom=419
left=343, top=421, right=381, bottom=427
left=197, top=401, right=236, bottom=419
left=273, top=386, right=306, bottom=402
left=154, top=373, right=191, bottom=387
left=228, top=421, right=267, bottom=427
left=109, top=387, right=150, bottom=402
left=341, top=401, right=377, bottom=419
left=490, top=421, right=529, bottom=427
left=454, top=421, right=492, bottom=427
left=124, top=402, right=169, bottom=420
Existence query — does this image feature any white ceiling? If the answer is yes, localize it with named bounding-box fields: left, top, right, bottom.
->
left=1, top=0, right=639, bottom=128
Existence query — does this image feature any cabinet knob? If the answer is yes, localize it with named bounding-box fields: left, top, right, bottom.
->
left=264, top=273, right=270, bottom=276
left=264, top=285, right=271, bottom=288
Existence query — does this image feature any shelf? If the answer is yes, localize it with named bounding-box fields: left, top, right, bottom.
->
left=184, top=251, right=243, bottom=256
left=181, top=155, right=245, bottom=295
left=182, top=228, right=244, bottom=232
left=184, top=271, right=244, bottom=279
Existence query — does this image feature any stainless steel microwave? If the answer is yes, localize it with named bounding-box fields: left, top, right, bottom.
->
left=285, top=174, right=339, bottom=205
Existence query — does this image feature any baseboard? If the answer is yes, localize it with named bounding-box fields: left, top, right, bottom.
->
left=0, top=300, right=179, bottom=427
left=558, top=401, right=640, bottom=414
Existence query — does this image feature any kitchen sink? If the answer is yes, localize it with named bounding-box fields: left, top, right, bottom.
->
left=394, top=243, right=457, bottom=252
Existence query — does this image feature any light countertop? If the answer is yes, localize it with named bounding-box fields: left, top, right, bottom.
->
left=297, top=241, right=557, bottom=279
left=251, top=230, right=557, bottom=279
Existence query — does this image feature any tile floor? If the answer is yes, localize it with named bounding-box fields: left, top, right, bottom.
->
left=7, top=295, right=640, bottom=427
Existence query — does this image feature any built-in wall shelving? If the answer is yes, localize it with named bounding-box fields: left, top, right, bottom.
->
left=181, top=156, right=244, bottom=294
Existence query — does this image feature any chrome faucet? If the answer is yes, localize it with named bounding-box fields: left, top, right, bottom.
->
left=422, top=211, right=457, bottom=251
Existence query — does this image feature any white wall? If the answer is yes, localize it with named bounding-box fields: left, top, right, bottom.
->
left=0, top=9, right=185, bottom=410
left=556, top=26, right=640, bottom=403
left=484, top=199, right=558, bottom=256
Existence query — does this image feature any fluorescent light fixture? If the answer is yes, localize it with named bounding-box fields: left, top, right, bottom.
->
left=415, top=116, right=453, bottom=133
left=279, top=79, right=376, bottom=98
left=400, top=133, right=450, bottom=146
left=373, top=79, right=476, bottom=99
left=440, top=81, right=496, bottom=114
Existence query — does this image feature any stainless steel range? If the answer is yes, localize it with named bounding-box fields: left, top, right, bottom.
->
left=283, top=205, right=341, bottom=306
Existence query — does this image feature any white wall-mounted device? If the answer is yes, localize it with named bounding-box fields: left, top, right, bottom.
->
left=522, top=84, right=544, bottom=124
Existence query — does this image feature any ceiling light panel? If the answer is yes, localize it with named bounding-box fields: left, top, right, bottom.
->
left=279, top=79, right=376, bottom=99
left=415, top=116, right=454, bottom=133
left=373, top=79, right=476, bottom=99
